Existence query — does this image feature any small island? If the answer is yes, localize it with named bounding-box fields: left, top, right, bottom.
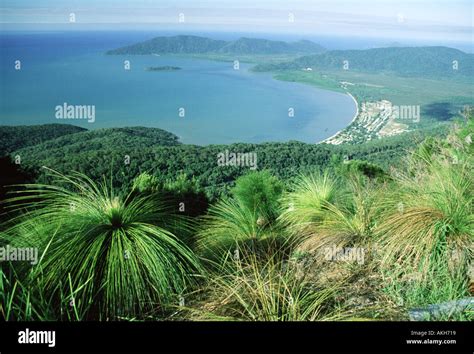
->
left=145, top=66, right=181, bottom=72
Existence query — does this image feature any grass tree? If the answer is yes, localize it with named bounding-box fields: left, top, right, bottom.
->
left=2, top=169, right=202, bottom=320
left=377, top=150, right=473, bottom=281
left=197, top=171, right=289, bottom=263
left=230, top=170, right=284, bottom=224
left=280, top=172, right=381, bottom=258
left=376, top=127, right=473, bottom=311
left=196, top=198, right=289, bottom=263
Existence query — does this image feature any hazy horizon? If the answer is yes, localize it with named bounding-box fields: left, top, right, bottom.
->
left=1, top=0, right=472, bottom=51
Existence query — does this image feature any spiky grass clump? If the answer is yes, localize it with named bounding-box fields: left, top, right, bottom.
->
left=279, top=172, right=339, bottom=232
left=196, top=199, right=289, bottom=262
left=281, top=173, right=381, bottom=257
left=195, top=251, right=346, bottom=321
left=377, top=159, right=473, bottom=281
left=383, top=258, right=471, bottom=319
left=2, top=169, right=202, bottom=320
left=0, top=261, right=61, bottom=321
left=376, top=127, right=473, bottom=315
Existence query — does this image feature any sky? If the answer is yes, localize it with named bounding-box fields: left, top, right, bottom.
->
left=1, top=0, right=473, bottom=43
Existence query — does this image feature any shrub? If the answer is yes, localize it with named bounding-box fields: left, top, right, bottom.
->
left=132, top=172, right=161, bottom=193
left=196, top=199, right=289, bottom=263
left=231, top=171, right=284, bottom=223
left=377, top=156, right=473, bottom=280
left=2, top=169, right=203, bottom=320
left=377, top=126, right=473, bottom=312
left=133, top=172, right=209, bottom=218
left=335, top=159, right=390, bottom=183
left=279, top=172, right=339, bottom=232
left=162, top=173, right=209, bottom=217
left=194, top=252, right=346, bottom=321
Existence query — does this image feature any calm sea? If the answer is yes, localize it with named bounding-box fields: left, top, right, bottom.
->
left=0, top=31, right=356, bottom=145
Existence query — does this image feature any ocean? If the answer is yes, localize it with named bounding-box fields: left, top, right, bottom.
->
left=0, top=31, right=356, bottom=145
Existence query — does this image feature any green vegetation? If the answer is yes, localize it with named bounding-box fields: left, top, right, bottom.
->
left=107, top=35, right=227, bottom=55
left=254, top=46, right=473, bottom=144
left=281, top=172, right=381, bottom=256
left=2, top=34, right=472, bottom=323
left=273, top=70, right=345, bottom=92
left=0, top=126, right=180, bottom=159
left=196, top=198, right=286, bottom=263
left=376, top=126, right=473, bottom=315
left=287, top=69, right=473, bottom=112
left=106, top=35, right=325, bottom=56
left=1, top=115, right=472, bottom=322
left=106, top=36, right=473, bottom=145
left=132, top=172, right=209, bottom=220
left=0, top=124, right=448, bottom=203
left=255, top=46, right=474, bottom=79
left=231, top=171, right=284, bottom=222
left=191, top=252, right=347, bottom=321
left=217, top=37, right=325, bottom=55
left=0, top=124, right=86, bottom=155
left=1, top=169, right=202, bottom=320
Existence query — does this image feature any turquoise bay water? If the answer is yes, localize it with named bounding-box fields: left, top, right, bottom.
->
left=0, top=31, right=356, bottom=145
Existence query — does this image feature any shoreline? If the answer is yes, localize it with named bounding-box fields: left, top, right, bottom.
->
left=263, top=70, right=359, bottom=145
left=319, top=92, right=359, bottom=144
left=3, top=47, right=360, bottom=146
left=260, top=66, right=360, bottom=145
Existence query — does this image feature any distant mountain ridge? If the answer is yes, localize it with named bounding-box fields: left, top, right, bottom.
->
left=217, top=37, right=325, bottom=55
left=254, top=46, right=474, bottom=78
left=106, top=35, right=326, bottom=55
left=107, top=36, right=473, bottom=78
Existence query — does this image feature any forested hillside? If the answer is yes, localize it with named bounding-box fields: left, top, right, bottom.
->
left=107, top=35, right=227, bottom=55
left=217, top=38, right=325, bottom=55
left=254, top=46, right=474, bottom=79
left=0, top=126, right=180, bottom=155
left=106, top=35, right=325, bottom=55
left=2, top=124, right=447, bottom=200
left=0, top=124, right=86, bottom=155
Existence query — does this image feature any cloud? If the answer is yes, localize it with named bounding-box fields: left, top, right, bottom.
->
left=1, top=0, right=472, bottom=42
